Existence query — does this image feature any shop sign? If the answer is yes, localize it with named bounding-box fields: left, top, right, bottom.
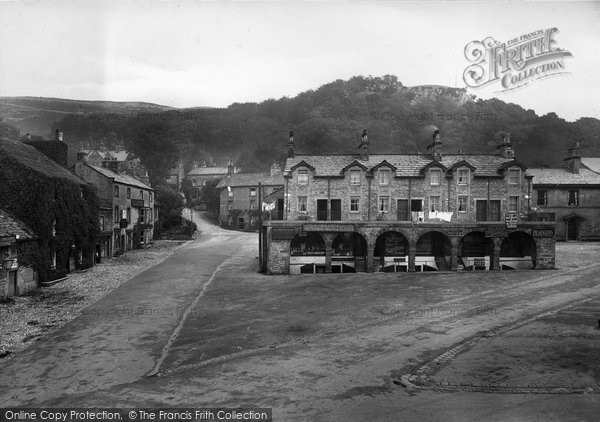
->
left=303, top=224, right=354, bottom=232
left=532, top=228, right=554, bottom=237
left=446, top=228, right=463, bottom=237
left=271, top=227, right=299, bottom=240
left=505, top=212, right=518, bottom=228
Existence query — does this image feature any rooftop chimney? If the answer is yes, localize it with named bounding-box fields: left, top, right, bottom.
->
left=496, top=132, right=514, bottom=159
left=76, top=151, right=88, bottom=163
left=427, top=129, right=443, bottom=161
left=358, top=129, right=369, bottom=161
left=54, top=129, right=63, bottom=142
left=564, top=142, right=581, bottom=174
left=26, top=133, right=32, bottom=141
left=287, top=131, right=295, bottom=158
left=270, top=161, right=281, bottom=177
left=227, top=158, right=234, bottom=176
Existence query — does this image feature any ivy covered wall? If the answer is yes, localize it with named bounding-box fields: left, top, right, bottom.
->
left=0, top=153, right=100, bottom=281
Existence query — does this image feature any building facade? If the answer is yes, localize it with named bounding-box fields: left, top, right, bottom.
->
left=261, top=131, right=556, bottom=274
left=528, top=145, right=600, bottom=241
left=75, top=160, right=156, bottom=257
left=216, top=163, right=284, bottom=229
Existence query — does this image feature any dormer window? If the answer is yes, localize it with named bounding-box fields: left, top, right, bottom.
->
left=457, top=169, right=469, bottom=185
left=430, top=169, right=442, bottom=185
left=508, top=169, right=520, bottom=184
left=379, top=169, right=390, bottom=185
left=298, top=169, right=308, bottom=186
left=350, top=170, right=361, bottom=185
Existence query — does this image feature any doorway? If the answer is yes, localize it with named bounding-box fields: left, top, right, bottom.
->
left=566, top=218, right=578, bottom=241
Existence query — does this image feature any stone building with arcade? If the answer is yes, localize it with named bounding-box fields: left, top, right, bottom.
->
left=260, top=130, right=556, bottom=274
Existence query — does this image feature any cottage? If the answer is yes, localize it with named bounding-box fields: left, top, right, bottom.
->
left=0, top=210, right=38, bottom=300
left=0, top=137, right=98, bottom=281
left=261, top=130, right=556, bottom=274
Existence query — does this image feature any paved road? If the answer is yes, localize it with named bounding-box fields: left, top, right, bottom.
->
left=1, top=214, right=599, bottom=421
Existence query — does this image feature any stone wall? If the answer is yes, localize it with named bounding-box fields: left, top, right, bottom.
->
left=285, top=163, right=529, bottom=223
left=262, top=221, right=556, bottom=274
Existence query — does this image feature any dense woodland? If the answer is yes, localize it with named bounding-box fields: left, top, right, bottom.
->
left=3, top=75, right=600, bottom=185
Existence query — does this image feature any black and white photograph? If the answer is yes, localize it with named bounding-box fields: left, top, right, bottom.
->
left=1, top=1, right=600, bottom=420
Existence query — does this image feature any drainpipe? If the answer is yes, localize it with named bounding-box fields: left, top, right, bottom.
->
left=367, top=176, right=372, bottom=220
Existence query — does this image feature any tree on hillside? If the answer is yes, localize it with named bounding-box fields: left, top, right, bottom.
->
left=124, top=121, right=180, bottom=186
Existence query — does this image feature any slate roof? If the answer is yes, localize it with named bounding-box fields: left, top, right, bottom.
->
left=187, top=167, right=229, bottom=176
left=527, top=167, right=600, bottom=185
left=0, top=137, right=85, bottom=185
left=216, top=172, right=285, bottom=189
left=0, top=209, right=36, bottom=241
left=284, top=154, right=519, bottom=178
left=82, top=150, right=130, bottom=161
left=582, top=157, right=600, bottom=174
left=86, top=164, right=153, bottom=190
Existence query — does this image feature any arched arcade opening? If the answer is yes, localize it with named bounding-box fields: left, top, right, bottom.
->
left=331, top=232, right=368, bottom=273
left=374, top=231, right=409, bottom=272
left=416, top=231, right=452, bottom=271
left=459, top=231, right=494, bottom=270
left=500, top=231, right=537, bottom=270
left=290, top=233, right=326, bottom=274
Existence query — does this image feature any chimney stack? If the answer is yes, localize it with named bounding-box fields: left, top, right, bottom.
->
left=427, top=129, right=443, bottom=161
left=564, top=142, right=581, bottom=174
left=26, top=133, right=32, bottom=141
left=287, top=131, right=295, bottom=158
left=76, top=151, right=87, bottom=163
left=227, top=158, right=234, bottom=176
left=270, top=161, right=281, bottom=177
left=358, top=129, right=369, bottom=161
left=496, top=132, right=514, bottom=159
left=54, top=129, right=63, bottom=142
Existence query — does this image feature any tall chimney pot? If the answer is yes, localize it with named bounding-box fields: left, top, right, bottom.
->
left=287, top=131, right=295, bottom=158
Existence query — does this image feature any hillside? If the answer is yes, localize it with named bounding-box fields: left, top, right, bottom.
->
left=0, top=96, right=176, bottom=136
left=3, top=75, right=599, bottom=186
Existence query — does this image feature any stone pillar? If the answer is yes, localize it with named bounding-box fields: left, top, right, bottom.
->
left=450, top=238, right=459, bottom=271
left=408, top=240, right=416, bottom=272
left=367, top=243, right=375, bottom=273
left=491, top=239, right=502, bottom=270
left=324, top=234, right=333, bottom=273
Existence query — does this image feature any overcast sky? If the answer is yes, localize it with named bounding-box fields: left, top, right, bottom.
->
left=0, top=1, right=598, bottom=121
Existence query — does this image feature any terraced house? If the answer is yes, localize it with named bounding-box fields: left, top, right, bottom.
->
left=261, top=130, right=556, bottom=274
left=75, top=154, right=156, bottom=257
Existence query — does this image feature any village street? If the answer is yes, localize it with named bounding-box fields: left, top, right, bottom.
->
left=0, top=212, right=599, bottom=421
